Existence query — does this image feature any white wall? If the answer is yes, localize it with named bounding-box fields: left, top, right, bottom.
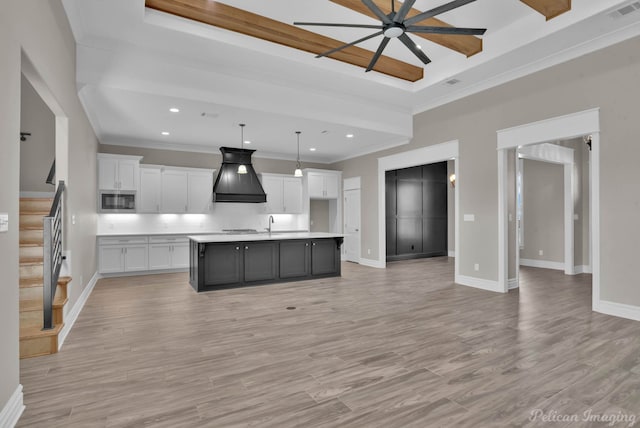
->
left=20, top=76, right=55, bottom=193
left=0, top=0, right=99, bottom=416
left=333, top=35, right=640, bottom=305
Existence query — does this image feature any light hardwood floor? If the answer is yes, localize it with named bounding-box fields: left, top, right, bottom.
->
left=18, top=258, right=640, bottom=427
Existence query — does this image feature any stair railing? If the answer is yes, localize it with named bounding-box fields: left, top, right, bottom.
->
left=43, top=180, right=65, bottom=330
left=46, top=160, right=55, bottom=185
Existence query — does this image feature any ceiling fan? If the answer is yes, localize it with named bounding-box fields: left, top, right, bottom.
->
left=294, top=0, right=486, bottom=72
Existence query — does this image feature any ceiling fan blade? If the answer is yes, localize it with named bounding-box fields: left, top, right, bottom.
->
left=294, top=22, right=383, bottom=29
left=407, top=25, right=486, bottom=36
left=404, top=0, right=477, bottom=26
left=394, top=0, right=417, bottom=23
left=398, top=33, right=431, bottom=64
left=362, top=0, right=392, bottom=24
left=315, top=31, right=384, bottom=58
left=366, top=37, right=391, bottom=72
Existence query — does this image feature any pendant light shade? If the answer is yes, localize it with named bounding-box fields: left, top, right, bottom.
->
left=237, top=123, right=247, bottom=174
left=294, top=131, right=303, bottom=177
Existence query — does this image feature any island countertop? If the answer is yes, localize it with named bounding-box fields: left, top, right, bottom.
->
left=188, top=232, right=344, bottom=243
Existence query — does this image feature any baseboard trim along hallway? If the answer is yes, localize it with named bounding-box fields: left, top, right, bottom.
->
left=595, top=299, right=640, bottom=322
left=0, top=385, right=24, bottom=428
left=58, top=272, right=99, bottom=349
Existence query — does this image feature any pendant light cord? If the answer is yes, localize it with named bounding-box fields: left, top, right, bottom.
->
left=240, top=123, right=245, bottom=149
left=296, top=131, right=301, bottom=169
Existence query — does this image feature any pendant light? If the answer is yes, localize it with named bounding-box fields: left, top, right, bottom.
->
left=237, top=123, right=247, bottom=174
left=294, top=131, right=303, bottom=177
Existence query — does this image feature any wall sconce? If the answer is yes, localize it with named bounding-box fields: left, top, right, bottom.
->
left=449, top=173, right=456, bottom=188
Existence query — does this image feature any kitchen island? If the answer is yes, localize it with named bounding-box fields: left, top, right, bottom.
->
left=188, top=233, right=344, bottom=292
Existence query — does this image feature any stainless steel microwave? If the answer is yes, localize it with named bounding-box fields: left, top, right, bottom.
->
left=99, top=191, right=136, bottom=213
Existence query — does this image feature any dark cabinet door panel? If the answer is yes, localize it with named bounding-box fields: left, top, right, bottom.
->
left=397, top=218, right=423, bottom=254
left=385, top=171, right=397, bottom=216
left=311, top=239, right=339, bottom=275
left=244, top=241, right=278, bottom=282
left=396, top=165, right=423, bottom=180
left=280, top=240, right=310, bottom=278
left=423, top=218, right=448, bottom=255
left=423, top=181, right=447, bottom=217
left=386, top=218, right=397, bottom=257
left=204, top=243, right=242, bottom=286
left=396, top=181, right=423, bottom=217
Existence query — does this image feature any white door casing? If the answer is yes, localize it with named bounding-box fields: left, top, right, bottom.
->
left=344, top=184, right=361, bottom=263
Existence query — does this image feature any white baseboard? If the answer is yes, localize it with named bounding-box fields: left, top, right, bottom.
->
left=594, top=300, right=640, bottom=322
left=19, top=191, right=54, bottom=198
left=520, top=258, right=565, bottom=271
left=448, top=250, right=455, bottom=258
left=59, top=272, right=99, bottom=349
left=0, top=384, right=24, bottom=428
left=456, top=274, right=504, bottom=293
left=508, top=278, right=519, bottom=290
left=575, top=265, right=592, bottom=274
left=99, top=268, right=188, bottom=278
left=358, top=258, right=385, bottom=269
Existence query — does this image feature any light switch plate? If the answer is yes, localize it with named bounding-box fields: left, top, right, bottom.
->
left=0, top=213, right=8, bottom=233
left=464, top=214, right=475, bottom=222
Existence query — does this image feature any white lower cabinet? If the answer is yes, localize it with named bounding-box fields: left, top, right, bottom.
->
left=98, top=236, right=149, bottom=274
left=99, top=235, right=189, bottom=274
left=148, top=236, right=189, bottom=270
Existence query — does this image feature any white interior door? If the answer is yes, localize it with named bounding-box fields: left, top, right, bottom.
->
left=344, top=189, right=361, bottom=263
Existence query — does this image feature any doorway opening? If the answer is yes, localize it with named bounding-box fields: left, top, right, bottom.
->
left=509, top=139, right=592, bottom=296
left=497, top=108, right=600, bottom=311
left=377, top=141, right=459, bottom=279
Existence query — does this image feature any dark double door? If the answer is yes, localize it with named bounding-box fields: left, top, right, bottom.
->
left=386, top=162, right=448, bottom=261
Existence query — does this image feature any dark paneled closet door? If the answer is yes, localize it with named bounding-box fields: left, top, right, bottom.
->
left=385, top=171, right=397, bottom=257
left=386, top=162, right=448, bottom=261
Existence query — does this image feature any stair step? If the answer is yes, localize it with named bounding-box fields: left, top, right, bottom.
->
left=20, top=324, right=63, bottom=358
left=20, top=214, right=47, bottom=228
left=19, top=263, right=44, bottom=279
left=20, top=298, right=67, bottom=329
left=20, top=229, right=44, bottom=245
left=20, top=296, right=67, bottom=311
left=20, top=256, right=44, bottom=265
left=20, top=198, right=53, bottom=212
left=19, top=278, right=69, bottom=300
left=19, top=245, right=43, bottom=259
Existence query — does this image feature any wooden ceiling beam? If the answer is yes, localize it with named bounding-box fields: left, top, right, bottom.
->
left=520, top=0, right=571, bottom=21
left=145, top=0, right=423, bottom=82
left=330, top=0, right=483, bottom=57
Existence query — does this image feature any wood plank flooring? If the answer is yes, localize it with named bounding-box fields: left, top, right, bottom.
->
left=18, top=259, right=640, bottom=427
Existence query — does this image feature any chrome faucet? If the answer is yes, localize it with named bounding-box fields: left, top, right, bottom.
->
left=267, top=215, right=274, bottom=234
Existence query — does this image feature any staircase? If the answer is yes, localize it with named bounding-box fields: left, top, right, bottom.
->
left=19, top=197, right=70, bottom=358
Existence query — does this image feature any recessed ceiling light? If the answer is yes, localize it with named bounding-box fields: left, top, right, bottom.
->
left=346, top=134, right=354, bottom=138
left=244, top=140, right=251, bottom=144
left=161, top=131, right=170, bottom=136
left=309, top=148, right=316, bottom=151
left=169, top=107, right=180, bottom=113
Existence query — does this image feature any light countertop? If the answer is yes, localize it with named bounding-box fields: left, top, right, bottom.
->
left=188, top=232, right=344, bottom=243
left=96, top=230, right=309, bottom=237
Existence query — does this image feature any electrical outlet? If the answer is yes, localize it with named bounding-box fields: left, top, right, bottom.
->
left=474, top=263, right=480, bottom=271
left=71, top=214, right=76, bottom=225
left=539, top=250, right=544, bottom=256
left=367, top=249, right=371, bottom=255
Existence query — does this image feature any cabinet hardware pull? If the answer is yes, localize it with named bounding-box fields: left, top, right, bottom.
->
left=305, top=243, right=309, bottom=247
left=245, top=246, right=249, bottom=250
left=313, top=242, right=316, bottom=246
left=235, top=246, right=239, bottom=250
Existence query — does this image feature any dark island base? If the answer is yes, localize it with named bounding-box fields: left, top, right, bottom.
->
left=189, top=237, right=343, bottom=292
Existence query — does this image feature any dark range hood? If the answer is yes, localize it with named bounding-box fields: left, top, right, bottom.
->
left=212, top=147, right=266, bottom=203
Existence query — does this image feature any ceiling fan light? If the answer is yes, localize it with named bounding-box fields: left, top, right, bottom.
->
left=383, top=26, right=404, bottom=38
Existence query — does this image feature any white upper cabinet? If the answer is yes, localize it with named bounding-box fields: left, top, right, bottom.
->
left=307, top=170, right=340, bottom=199
left=161, top=169, right=189, bottom=213
left=142, top=166, right=214, bottom=214
left=260, top=174, right=302, bottom=214
left=97, top=154, right=142, bottom=191
left=139, top=166, right=162, bottom=213
left=187, top=170, right=214, bottom=213
left=282, top=177, right=303, bottom=213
